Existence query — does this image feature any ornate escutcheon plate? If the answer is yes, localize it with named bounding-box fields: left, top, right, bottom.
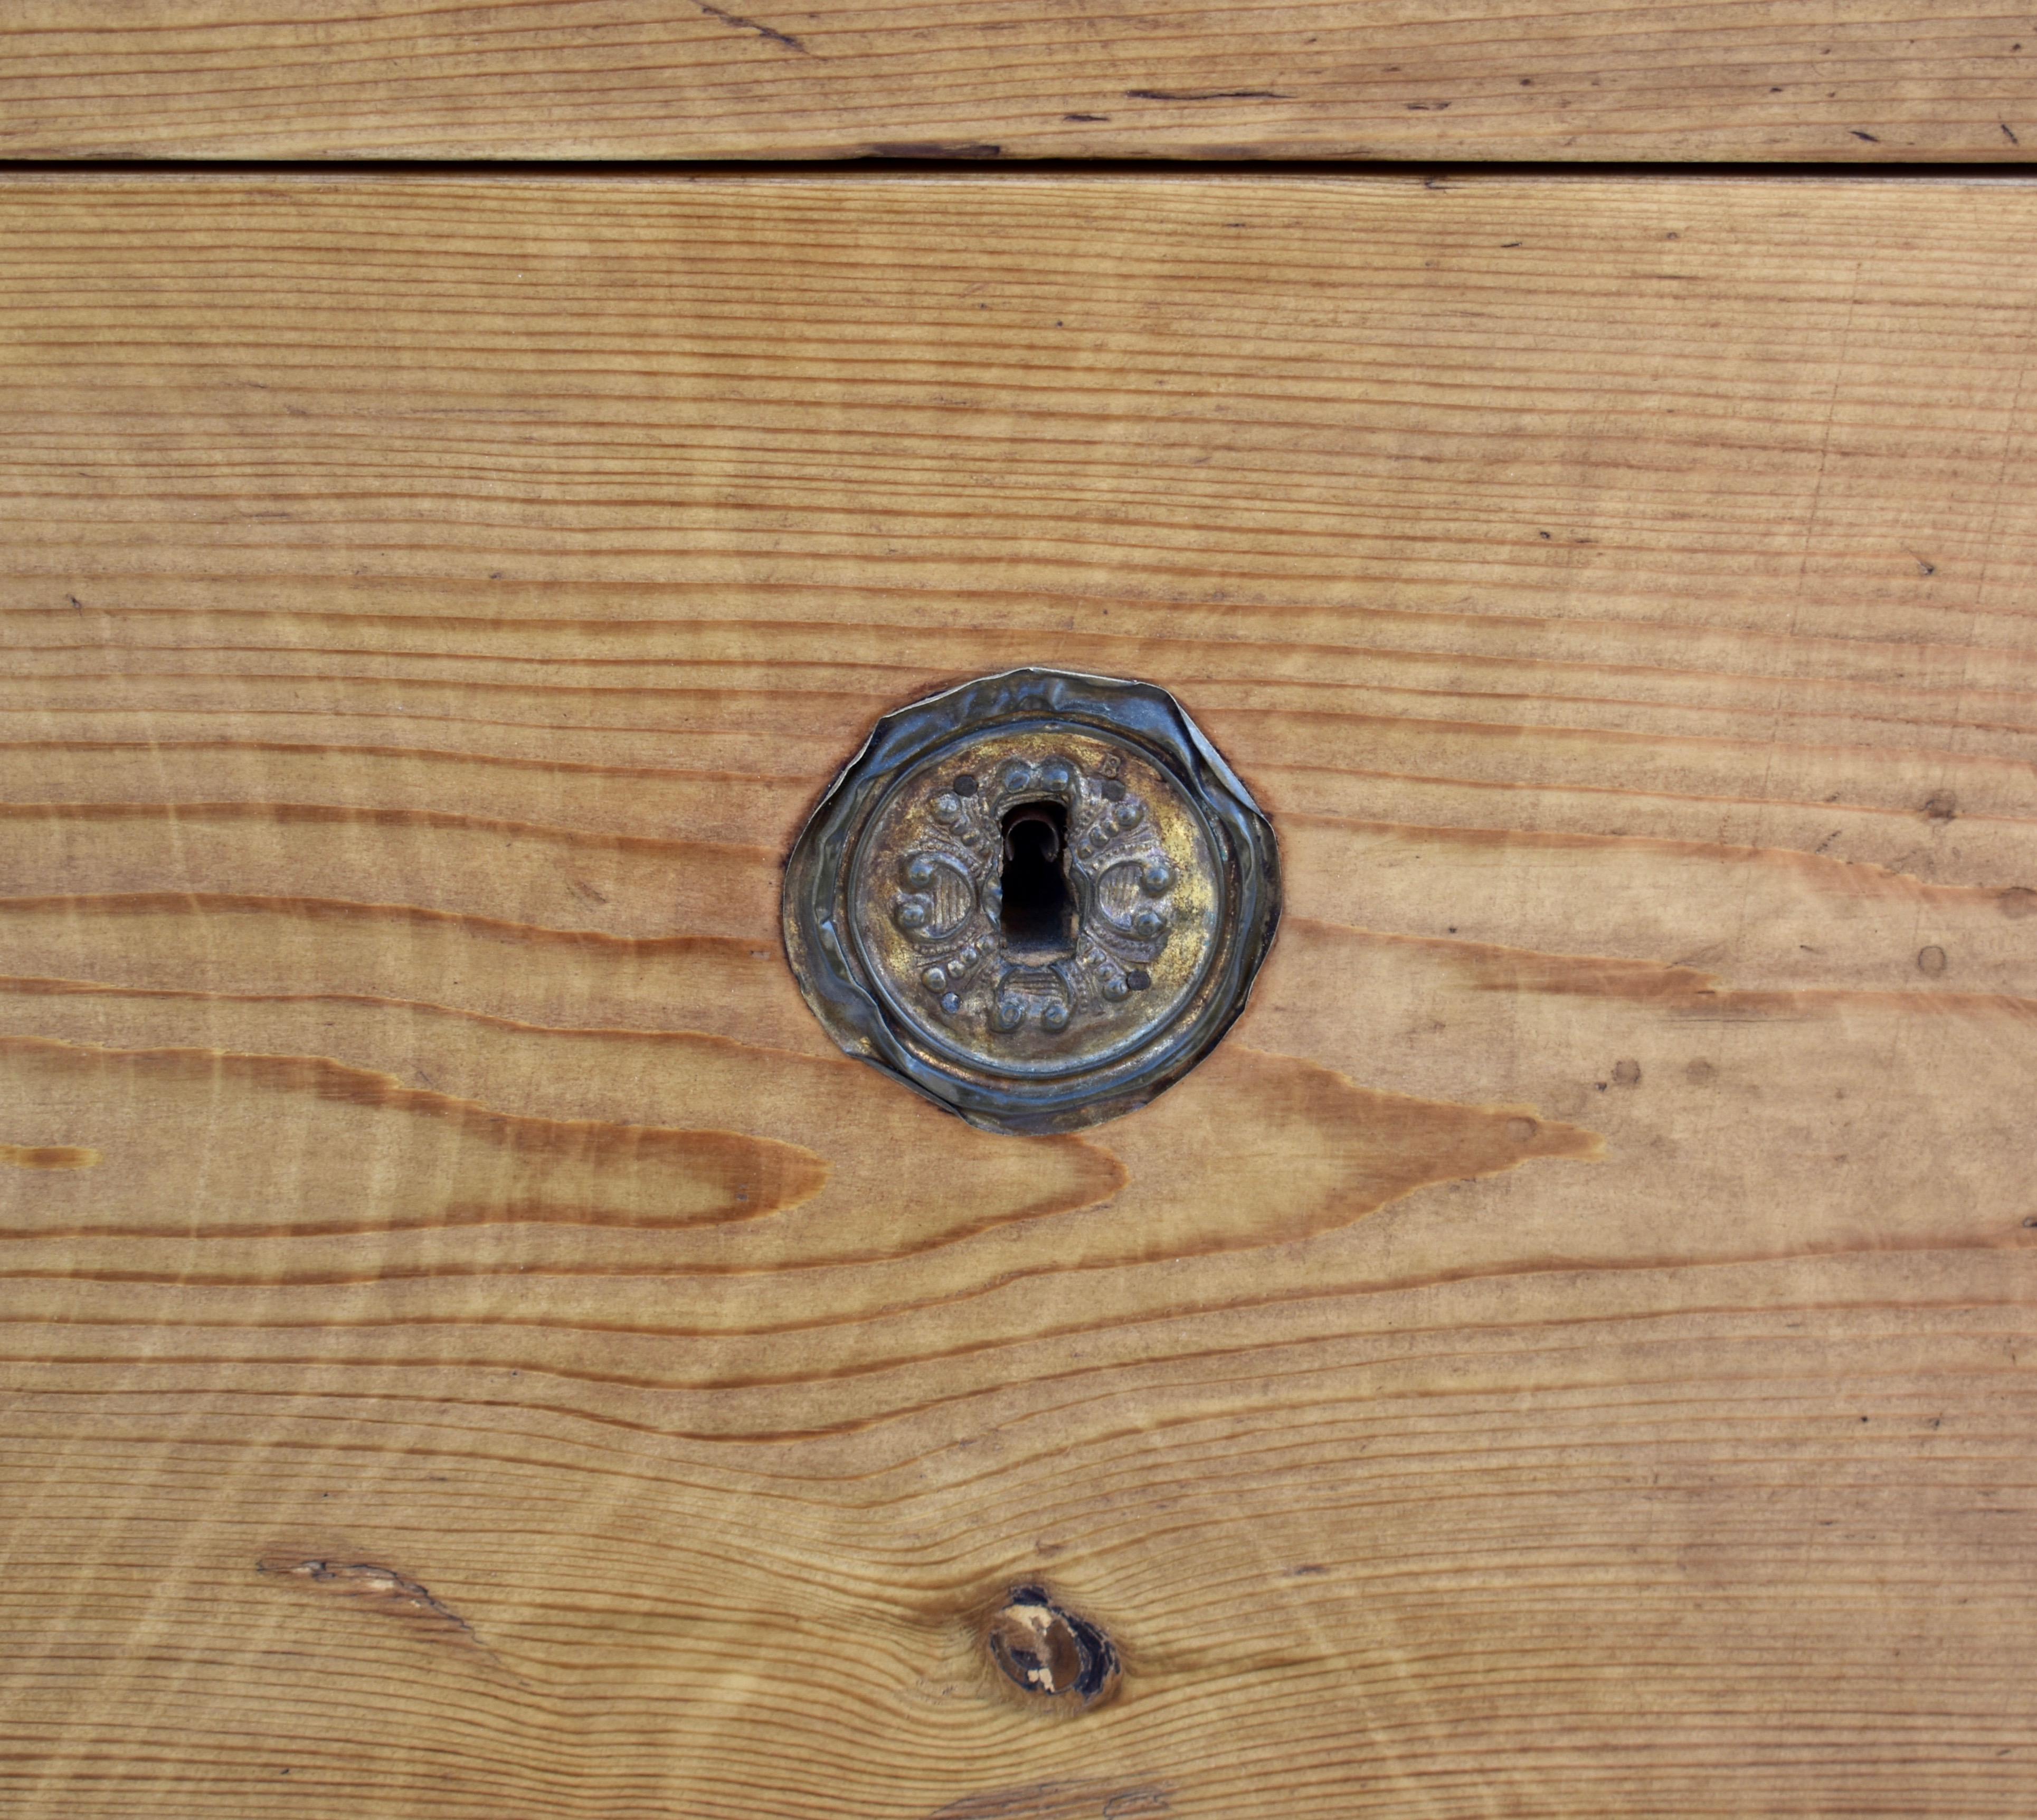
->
left=782, top=668, right=1280, bottom=1133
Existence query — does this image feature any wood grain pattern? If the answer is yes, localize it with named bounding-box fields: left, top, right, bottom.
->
left=3, top=171, right=2036, bottom=1817
left=3, top=2, right=2036, bottom=162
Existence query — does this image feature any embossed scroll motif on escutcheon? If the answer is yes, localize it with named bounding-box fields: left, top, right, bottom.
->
left=783, top=669, right=1280, bottom=1133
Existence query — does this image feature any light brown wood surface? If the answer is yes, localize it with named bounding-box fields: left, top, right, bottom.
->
left=3, top=171, right=2036, bottom=1817
left=4, top=3, right=2036, bottom=162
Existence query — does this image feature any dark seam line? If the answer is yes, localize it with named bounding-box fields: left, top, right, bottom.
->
left=0, top=156, right=2033, bottom=181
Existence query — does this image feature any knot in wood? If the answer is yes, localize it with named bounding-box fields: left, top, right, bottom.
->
left=985, top=1585, right=1119, bottom=1709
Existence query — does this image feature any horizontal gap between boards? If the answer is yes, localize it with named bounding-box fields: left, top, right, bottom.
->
left=0, top=157, right=2034, bottom=183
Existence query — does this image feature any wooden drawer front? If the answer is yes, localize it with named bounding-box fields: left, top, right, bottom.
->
left=3, top=172, right=2035, bottom=1818
left=3, top=4, right=2034, bottom=160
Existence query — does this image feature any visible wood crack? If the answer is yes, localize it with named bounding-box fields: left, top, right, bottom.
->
left=695, top=3, right=812, bottom=55
left=278, top=1559, right=476, bottom=1634
left=257, top=1555, right=524, bottom=1680
left=1123, top=88, right=1291, bottom=101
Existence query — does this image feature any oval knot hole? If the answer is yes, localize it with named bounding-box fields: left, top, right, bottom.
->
left=986, top=1584, right=1119, bottom=1708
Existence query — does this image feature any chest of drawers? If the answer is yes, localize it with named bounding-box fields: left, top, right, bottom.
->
left=4, top=11, right=2034, bottom=1815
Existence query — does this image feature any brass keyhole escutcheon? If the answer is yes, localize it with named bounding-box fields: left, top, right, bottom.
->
left=783, top=668, right=1280, bottom=1133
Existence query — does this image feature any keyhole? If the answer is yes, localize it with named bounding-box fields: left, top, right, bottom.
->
left=1000, top=801, right=1075, bottom=957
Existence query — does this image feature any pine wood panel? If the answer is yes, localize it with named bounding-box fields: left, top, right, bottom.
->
left=3, top=3, right=2036, bottom=161
left=3, top=171, right=2036, bottom=1817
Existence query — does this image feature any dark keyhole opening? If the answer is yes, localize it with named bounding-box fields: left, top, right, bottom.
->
left=1000, top=801, right=1075, bottom=958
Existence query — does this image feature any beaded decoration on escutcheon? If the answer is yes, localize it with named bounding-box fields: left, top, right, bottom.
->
left=888, top=750, right=1177, bottom=1039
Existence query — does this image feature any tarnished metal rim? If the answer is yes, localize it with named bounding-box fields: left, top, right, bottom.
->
left=782, top=668, right=1281, bottom=1134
